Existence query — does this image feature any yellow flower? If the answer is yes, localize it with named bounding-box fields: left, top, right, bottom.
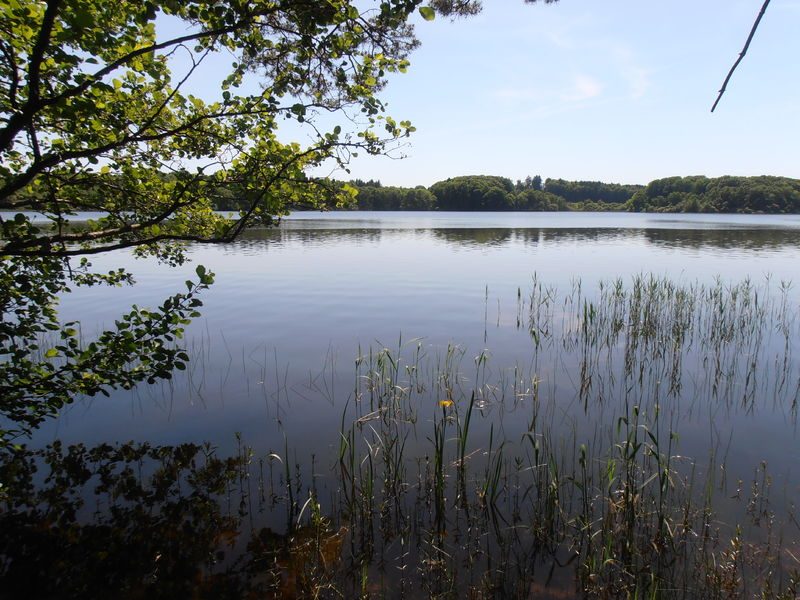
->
left=438, top=399, right=453, bottom=408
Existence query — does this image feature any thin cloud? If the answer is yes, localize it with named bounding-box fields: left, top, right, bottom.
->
left=625, top=65, right=650, bottom=99
left=775, top=0, right=800, bottom=11
left=492, top=74, right=603, bottom=105
left=610, top=45, right=651, bottom=100
left=537, top=15, right=652, bottom=102
left=563, top=74, right=603, bottom=101
left=492, top=87, right=544, bottom=101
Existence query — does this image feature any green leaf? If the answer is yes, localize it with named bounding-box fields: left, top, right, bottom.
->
left=74, top=7, right=94, bottom=28
left=419, top=6, right=435, bottom=21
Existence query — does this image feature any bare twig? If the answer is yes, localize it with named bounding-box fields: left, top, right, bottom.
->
left=711, top=0, right=771, bottom=113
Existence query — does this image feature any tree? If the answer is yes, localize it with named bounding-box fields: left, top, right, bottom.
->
left=543, top=178, right=641, bottom=205
left=624, top=175, right=800, bottom=213
left=513, top=188, right=565, bottom=211
left=0, top=1, right=556, bottom=443
left=430, top=175, right=515, bottom=210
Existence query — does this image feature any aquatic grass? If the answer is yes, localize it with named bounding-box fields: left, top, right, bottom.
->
left=456, top=391, right=475, bottom=507
left=321, top=273, right=800, bottom=596
left=6, top=274, right=800, bottom=598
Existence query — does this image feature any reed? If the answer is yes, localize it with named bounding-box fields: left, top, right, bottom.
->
left=5, top=275, right=800, bottom=598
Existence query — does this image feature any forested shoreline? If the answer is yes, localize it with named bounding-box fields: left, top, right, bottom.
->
left=293, top=174, right=800, bottom=214
left=15, top=173, right=799, bottom=216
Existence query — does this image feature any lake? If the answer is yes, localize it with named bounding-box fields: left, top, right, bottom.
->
left=14, top=211, right=800, bottom=596
left=43, top=211, right=800, bottom=443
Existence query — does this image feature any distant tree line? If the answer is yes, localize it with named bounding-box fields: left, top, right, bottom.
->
left=333, top=174, right=800, bottom=214
left=627, top=176, right=800, bottom=213
left=544, top=178, right=641, bottom=205
left=347, top=180, right=436, bottom=210
left=341, top=175, right=627, bottom=212
left=23, top=172, right=797, bottom=215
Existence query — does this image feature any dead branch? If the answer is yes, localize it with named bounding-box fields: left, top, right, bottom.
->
left=711, top=0, right=771, bottom=113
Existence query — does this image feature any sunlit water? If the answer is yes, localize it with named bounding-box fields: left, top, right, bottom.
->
left=5, top=210, right=800, bottom=594
left=23, top=212, right=800, bottom=520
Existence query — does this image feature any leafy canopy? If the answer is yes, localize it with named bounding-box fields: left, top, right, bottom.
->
left=1, top=0, right=555, bottom=256
left=0, top=0, right=554, bottom=442
left=2, top=0, right=434, bottom=258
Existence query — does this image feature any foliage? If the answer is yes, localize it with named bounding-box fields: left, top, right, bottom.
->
left=0, top=257, right=214, bottom=440
left=628, top=175, right=800, bottom=213
left=514, top=174, right=543, bottom=191
left=0, top=0, right=557, bottom=256
left=349, top=175, right=635, bottom=212
left=543, top=177, right=643, bottom=205
left=429, top=175, right=516, bottom=210
left=350, top=182, right=436, bottom=210
left=334, top=174, right=800, bottom=214
left=2, top=0, right=557, bottom=442
left=3, top=273, right=800, bottom=598
left=0, top=440, right=249, bottom=599
left=0, top=0, right=448, bottom=258
left=513, top=187, right=567, bottom=211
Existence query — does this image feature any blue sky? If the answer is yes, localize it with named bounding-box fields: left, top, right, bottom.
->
left=334, top=1, right=800, bottom=186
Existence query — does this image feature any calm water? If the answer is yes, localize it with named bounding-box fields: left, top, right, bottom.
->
left=13, top=211, right=800, bottom=593
left=39, top=212, right=800, bottom=445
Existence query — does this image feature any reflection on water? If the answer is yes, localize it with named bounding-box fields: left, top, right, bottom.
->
left=7, top=275, right=800, bottom=598
left=6, top=212, right=800, bottom=597
left=431, top=227, right=514, bottom=247
left=0, top=442, right=249, bottom=599
left=643, top=226, right=800, bottom=252
left=281, top=210, right=800, bottom=230
left=230, top=221, right=800, bottom=254
left=225, top=227, right=384, bottom=253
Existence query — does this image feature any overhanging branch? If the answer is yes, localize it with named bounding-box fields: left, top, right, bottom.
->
left=711, top=0, right=771, bottom=113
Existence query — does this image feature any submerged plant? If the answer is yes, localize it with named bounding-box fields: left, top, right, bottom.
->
left=4, top=275, right=800, bottom=598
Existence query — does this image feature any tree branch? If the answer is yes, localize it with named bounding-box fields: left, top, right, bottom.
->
left=0, top=40, right=21, bottom=109
left=26, top=0, right=62, bottom=107
left=0, top=109, right=230, bottom=205
left=0, top=0, right=61, bottom=152
left=0, top=17, right=251, bottom=153
left=711, top=0, right=771, bottom=113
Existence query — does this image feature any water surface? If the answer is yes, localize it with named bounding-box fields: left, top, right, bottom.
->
left=42, top=211, right=800, bottom=451
left=13, top=211, right=800, bottom=595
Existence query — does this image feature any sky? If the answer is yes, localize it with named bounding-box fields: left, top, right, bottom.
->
left=327, top=0, right=800, bottom=186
